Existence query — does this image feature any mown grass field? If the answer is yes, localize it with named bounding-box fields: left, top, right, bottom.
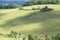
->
left=0, top=4, right=60, bottom=40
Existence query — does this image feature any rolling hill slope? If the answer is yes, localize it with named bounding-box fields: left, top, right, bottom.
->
left=0, top=5, right=60, bottom=35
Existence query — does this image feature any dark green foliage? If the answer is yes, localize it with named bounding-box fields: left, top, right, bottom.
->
left=56, top=0, right=59, bottom=4
left=19, top=7, right=23, bottom=10
left=0, top=33, right=4, bottom=36
left=23, top=0, right=59, bottom=6
left=18, top=33, right=21, bottom=36
left=23, top=1, right=33, bottom=6
left=8, top=4, right=18, bottom=9
left=51, top=34, right=60, bottom=40
left=41, top=6, right=53, bottom=12
left=32, top=7, right=41, bottom=10
left=0, top=5, right=5, bottom=9
left=51, top=0, right=59, bottom=4
left=54, top=33, right=60, bottom=40
left=5, top=31, right=18, bottom=38
left=10, top=31, right=18, bottom=38
left=0, top=4, right=19, bottom=9
left=28, top=35, right=34, bottom=40
left=5, top=34, right=12, bottom=38
left=45, top=37, right=50, bottom=40
left=37, top=1, right=42, bottom=4
left=32, top=7, right=36, bottom=10
left=4, top=6, right=9, bottom=9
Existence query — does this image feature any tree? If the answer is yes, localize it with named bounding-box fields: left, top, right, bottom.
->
left=4, top=6, right=8, bottom=9
left=41, top=6, right=53, bottom=12
left=56, top=0, right=59, bottom=4
left=0, top=4, right=19, bottom=9
left=23, top=1, right=33, bottom=6
left=23, top=0, right=60, bottom=6
left=51, top=0, right=59, bottom=4
left=8, top=4, right=18, bottom=9
left=37, top=1, right=42, bottom=4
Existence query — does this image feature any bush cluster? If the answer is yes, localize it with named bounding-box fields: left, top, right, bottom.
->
left=19, top=6, right=53, bottom=12
left=41, top=6, right=53, bottom=12
left=0, top=31, right=60, bottom=40
left=5, top=31, right=18, bottom=38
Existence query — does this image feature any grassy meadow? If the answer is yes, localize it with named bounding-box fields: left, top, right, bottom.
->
left=0, top=4, right=60, bottom=40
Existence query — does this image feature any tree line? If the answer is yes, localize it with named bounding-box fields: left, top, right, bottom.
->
left=23, top=0, right=59, bottom=6
left=0, top=4, right=19, bottom=9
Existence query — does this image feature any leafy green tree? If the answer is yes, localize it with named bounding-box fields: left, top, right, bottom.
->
left=37, top=1, right=42, bottom=4
left=51, top=0, right=59, bottom=4
left=41, top=6, right=53, bottom=12
left=23, top=1, right=33, bottom=6
left=0, top=4, right=19, bottom=9
left=8, top=4, right=18, bottom=9
left=56, top=0, right=59, bottom=4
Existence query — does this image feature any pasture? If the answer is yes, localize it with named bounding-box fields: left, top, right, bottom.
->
left=0, top=4, right=60, bottom=40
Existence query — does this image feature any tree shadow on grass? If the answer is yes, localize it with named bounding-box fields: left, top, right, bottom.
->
left=0, top=11, right=60, bottom=28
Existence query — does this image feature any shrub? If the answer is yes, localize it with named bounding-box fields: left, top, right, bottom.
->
left=41, top=6, right=53, bottom=12
left=37, top=7, right=41, bottom=10
left=19, top=7, right=23, bottom=10
left=28, top=34, right=34, bottom=40
left=5, top=34, right=13, bottom=38
left=54, top=33, right=60, bottom=40
left=10, top=31, right=18, bottom=38
left=32, top=7, right=36, bottom=10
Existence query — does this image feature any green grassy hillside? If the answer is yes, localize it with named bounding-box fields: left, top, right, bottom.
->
left=0, top=5, right=60, bottom=36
